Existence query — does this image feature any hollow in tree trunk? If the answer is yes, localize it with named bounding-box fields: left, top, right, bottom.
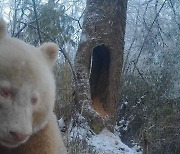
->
left=74, top=0, right=128, bottom=133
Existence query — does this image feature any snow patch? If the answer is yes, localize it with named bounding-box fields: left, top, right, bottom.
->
left=67, top=114, right=142, bottom=154
left=89, top=128, right=142, bottom=154
left=80, top=33, right=88, bottom=43
left=58, top=118, right=66, bottom=132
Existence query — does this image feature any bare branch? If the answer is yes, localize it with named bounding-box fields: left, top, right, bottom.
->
left=132, top=0, right=168, bottom=74
left=32, top=0, right=42, bottom=44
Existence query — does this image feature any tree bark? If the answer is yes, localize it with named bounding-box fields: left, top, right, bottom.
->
left=74, top=0, right=128, bottom=133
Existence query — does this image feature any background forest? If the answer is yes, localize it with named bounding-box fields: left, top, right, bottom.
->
left=1, top=0, right=180, bottom=153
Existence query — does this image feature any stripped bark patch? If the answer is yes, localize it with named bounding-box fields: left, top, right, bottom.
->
left=92, top=97, right=108, bottom=117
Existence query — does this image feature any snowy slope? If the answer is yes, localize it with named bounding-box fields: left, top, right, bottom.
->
left=65, top=115, right=142, bottom=154
left=89, top=128, right=141, bottom=154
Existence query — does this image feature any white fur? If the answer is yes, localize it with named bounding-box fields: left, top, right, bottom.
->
left=0, top=19, right=66, bottom=153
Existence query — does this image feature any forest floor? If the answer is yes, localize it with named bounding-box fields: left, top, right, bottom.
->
left=88, top=128, right=142, bottom=154
left=60, top=117, right=142, bottom=154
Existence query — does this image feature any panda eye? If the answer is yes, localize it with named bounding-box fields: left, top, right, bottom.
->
left=0, top=88, right=12, bottom=98
left=31, top=97, right=38, bottom=105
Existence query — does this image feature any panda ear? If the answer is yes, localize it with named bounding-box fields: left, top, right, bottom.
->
left=39, top=42, right=59, bottom=67
left=0, top=18, right=7, bottom=40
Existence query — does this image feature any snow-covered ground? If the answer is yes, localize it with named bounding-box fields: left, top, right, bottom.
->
left=89, top=128, right=141, bottom=154
left=60, top=116, right=142, bottom=154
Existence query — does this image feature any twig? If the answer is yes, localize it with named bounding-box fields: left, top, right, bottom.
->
left=14, top=23, right=27, bottom=37
left=123, top=3, right=140, bottom=74
left=32, top=0, right=42, bottom=44
left=132, top=0, right=168, bottom=74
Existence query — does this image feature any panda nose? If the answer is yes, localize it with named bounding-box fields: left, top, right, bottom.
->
left=9, top=131, right=29, bottom=142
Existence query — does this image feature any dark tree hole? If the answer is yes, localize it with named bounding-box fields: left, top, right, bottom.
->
left=89, top=44, right=110, bottom=117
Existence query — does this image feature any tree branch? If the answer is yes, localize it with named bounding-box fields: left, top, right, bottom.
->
left=32, top=0, right=42, bottom=44
left=132, top=0, right=168, bottom=74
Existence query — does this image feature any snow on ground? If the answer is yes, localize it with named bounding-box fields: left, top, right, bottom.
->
left=66, top=115, right=142, bottom=154
left=88, top=128, right=142, bottom=154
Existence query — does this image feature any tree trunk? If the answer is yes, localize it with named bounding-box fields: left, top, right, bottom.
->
left=74, top=0, right=128, bottom=133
